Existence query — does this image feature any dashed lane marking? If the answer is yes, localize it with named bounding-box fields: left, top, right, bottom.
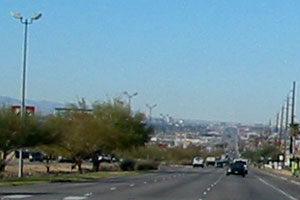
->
left=84, top=193, right=92, bottom=197
left=291, top=180, right=300, bottom=186
left=280, top=176, right=288, bottom=181
left=129, top=183, right=135, bottom=187
left=256, top=176, right=298, bottom=200
left=63, top=197, right=87, bottom=200
left=110, top=187, right=117, bottom=191
left=1, top=195, right=33, bottom=199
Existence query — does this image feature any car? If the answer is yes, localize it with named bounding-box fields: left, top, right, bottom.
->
left=215, top=160, right=224, bottom=168
left=192, top=156, right=204, bottom=168
left=58, top=156, right=73, bottom=163
left=233, top=159, right=248, bottom=174
left=29, top=152, right=45, bottom=162
left=226, top=162, right=246, bottom=177
left=206, top=156, right=216, bottom=166
left=15, top=150, right=30, bottom=159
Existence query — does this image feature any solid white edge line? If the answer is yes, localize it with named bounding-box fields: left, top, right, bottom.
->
left=291, top=180, right=300, bottom=186
left=256, top=176, right=298, bottom=200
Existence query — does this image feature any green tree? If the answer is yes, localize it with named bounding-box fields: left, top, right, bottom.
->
left=0, top=106, right=57, bottom=172
left=92, top=99, right=152, bottom=151
left=47, top=98, right=153, bottom=172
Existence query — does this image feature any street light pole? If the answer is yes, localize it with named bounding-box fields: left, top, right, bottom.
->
left=12, top=12, right=42, bottom=178
left=123, top=91, right=138, bottom=110
left=290, top=81, right=296, bottom=155
left=146, top=104, right=157, bottom=123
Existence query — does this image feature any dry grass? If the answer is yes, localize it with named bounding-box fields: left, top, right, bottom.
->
left=4, top=160, right=98, bottom=178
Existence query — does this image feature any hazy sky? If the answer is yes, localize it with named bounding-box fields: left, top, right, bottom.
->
left=1, top=0, right=300, bottom=124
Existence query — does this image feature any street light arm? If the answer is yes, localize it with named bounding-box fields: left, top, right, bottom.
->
left=11, top=11, right=23, bottom=19
left=31, top=13, right=42, bottom=21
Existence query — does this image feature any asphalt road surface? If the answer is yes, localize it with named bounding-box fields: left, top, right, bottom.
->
left=1, top=166, right=300, bottom=200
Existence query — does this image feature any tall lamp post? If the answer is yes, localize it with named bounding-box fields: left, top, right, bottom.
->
left=123, top=91, right=138, bottom=109
left=146, top=104, right=157, bottom=123
left=12, top=11, right=42, bottom=178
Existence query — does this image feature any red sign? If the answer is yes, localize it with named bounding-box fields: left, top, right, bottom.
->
left=11, top=105, right=35, bottom=116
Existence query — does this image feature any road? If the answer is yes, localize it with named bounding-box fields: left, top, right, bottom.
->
left=1, top=166, right=300, bottom=200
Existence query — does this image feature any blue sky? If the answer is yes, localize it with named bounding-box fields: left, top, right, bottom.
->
left=1, top=0, right=300, bottom=124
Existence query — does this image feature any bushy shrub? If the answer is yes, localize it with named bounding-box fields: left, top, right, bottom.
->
left=135, top=161, right=159, bottom=171
left=120, top=159, right=136, bottom=171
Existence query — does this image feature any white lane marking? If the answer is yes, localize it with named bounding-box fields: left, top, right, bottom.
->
left=203, top=192, right=207, bottom=195
left=291, top=180, right=300, bottom=186
left=1, top=195, right=32, bottom=199
left=256, top=176, right=297, bottom=200
left=84, top=193, right=92, bottom=197
left=110, top=187, right=117, bottom=191
left=207, top=187, right=211, bottom=191
left=129, top=183, right=135, bottom=187
left=280, top=176, right=288, bottom=181
left=144, top=181, right=147, bottom=184
left=63, top=197, right=87, bottom=200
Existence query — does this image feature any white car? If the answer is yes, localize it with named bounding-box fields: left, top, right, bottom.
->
left=192, top=156, right=204, bottom=168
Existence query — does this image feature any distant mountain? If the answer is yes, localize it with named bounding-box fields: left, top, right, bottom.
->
left=0, top=96, right=64, bottom=115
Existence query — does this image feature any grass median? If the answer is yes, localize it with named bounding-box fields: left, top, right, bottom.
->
left=0, top=171, right=139, bottom=187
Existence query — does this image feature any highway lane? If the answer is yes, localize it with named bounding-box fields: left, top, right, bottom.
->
left=1, top=167, right=300, bottom=200
left=0, top=167, right=223, bottom=200
left=204, top=168, right=300, bottom=200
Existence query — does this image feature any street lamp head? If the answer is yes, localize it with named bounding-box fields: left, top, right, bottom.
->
left=31, top=13, right=42, bottom=20
left=133, top=92, right=138, bottom=96
left=11, top=11, right=23, bottom=19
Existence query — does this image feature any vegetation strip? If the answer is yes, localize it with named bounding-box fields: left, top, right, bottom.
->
left=0, top=171, right=138, bottom=187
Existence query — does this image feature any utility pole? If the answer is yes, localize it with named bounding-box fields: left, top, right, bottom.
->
left=279, top=105, right=284, bottom=147
left=269, top=119, right=272, bottom=135
left=284, top=96, right=290, bottom=159
left=290, top=81, right=296, bottom=155
left=146, top=104, right=157, bottom=124
left=123, top=91, right=138, bottom=110
left=275, top=112, right=280, bottom=133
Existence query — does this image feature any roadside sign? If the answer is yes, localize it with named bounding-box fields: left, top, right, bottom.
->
left=11, top=105, right=35, bottom=116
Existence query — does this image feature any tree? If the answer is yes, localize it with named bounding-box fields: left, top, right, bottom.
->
left=0, top=106, right=58, bottom=172
left=50, top=98, right=153, bottom=172
left=91, top=99, right=153, bottom=171
left=243, top=145, right=281, bottom=163
left=92, top=99, right=152, bottom=151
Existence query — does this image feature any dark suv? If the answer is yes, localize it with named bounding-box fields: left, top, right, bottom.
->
left=226, top=162, right=246, bottom=177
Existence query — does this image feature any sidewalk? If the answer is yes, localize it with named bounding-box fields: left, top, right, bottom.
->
left=262, top=167, right=292, bottom=177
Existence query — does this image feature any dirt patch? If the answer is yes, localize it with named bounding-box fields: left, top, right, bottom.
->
left=4, top=162, right=93, bottom=178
